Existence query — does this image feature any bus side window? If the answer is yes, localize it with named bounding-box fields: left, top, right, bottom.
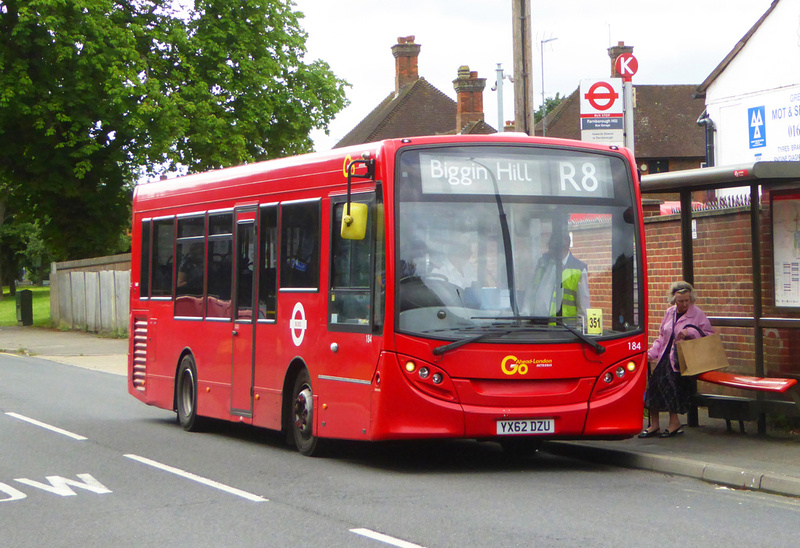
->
left=258, top=205, right=278, bottom=320
left=175, top=215, right=206, bottom=317
left=207, top=212, right=233, bottom=319
left=151, top=218, right=175, bottom=298
left=140, top=220, right=151, bottom=299
left=280, top=201, right=320, bottom=290
left=329, top=200, right=371, bottom=330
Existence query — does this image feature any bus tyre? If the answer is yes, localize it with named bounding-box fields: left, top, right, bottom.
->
left=176, top=355, right=205, bottom=432
left=291, top=369, right=320, bottom=456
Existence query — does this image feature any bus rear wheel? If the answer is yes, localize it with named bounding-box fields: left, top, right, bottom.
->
left=176, top=355, right=205, bottom=432
left=291, top=369, right=320, bottom=456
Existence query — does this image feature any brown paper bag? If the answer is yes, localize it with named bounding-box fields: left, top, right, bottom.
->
left=676, top=334, right=729, bottom=376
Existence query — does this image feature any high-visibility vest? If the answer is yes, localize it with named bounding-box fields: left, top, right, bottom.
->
left=558, top=254, right=587, bottom=317
left=533, top=253, right=586, bottom=317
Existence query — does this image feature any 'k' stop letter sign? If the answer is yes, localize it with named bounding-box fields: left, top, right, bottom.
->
left=614, top=53, right=638, bottom=82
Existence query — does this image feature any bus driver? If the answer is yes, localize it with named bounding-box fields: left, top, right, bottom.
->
left=527, top=231, right=590, bottom=320
left=431, top=240, right=477, bottom=289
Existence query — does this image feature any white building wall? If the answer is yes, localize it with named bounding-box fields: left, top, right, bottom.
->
left=705, top=0, right=800, bottom=166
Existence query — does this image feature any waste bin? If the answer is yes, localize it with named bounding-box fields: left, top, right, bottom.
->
left=16, top=289, right=33, bottom=326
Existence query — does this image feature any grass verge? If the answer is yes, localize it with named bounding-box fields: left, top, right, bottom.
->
left=0, top=286, right=52, bottom=327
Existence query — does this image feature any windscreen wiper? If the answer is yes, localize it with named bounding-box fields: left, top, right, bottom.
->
left=554, top=318, right=605, bottom=354
left=432, top=328, right=515, bottom=356
left=476, top=315, right=606, bottom=354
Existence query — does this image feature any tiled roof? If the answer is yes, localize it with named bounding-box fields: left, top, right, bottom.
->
left=539, top=84, right=706, bottom=158
left=460, top=120, right=497, bottom=135
left=334, top=79, right=458, bottom=148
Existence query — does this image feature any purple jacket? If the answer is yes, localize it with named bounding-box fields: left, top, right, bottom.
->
left=648, top=304, right=714, bottom=372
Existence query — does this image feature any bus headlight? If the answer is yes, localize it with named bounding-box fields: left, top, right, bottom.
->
left=398, top=355, right=459, bottom=403
left=592, top=359, right=643, bottom=401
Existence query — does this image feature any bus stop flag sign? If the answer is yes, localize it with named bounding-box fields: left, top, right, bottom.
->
left=614, top=53, right=638, bottom=82
left=580, top=78, right=624, bottom=146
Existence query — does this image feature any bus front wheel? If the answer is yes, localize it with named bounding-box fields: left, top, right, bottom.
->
left=291, top=369, right=320, bottom=456
left=176, top=355, right=205, bottom=432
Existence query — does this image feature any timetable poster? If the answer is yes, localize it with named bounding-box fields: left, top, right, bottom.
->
left=773, top=192, right=800, bottom=307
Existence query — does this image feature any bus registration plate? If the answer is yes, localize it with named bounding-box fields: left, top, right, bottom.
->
left=496, top=419, right=554, bottom=435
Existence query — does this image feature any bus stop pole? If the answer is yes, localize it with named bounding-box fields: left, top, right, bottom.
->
left=624, top=81, right=634, bottom=156
left=751, top=183, right=767, bottom=434
left=680, top=190, right=699, bottom=428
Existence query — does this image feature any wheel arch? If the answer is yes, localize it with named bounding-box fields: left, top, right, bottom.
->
left=281, top=357, right=309, bottom=436
left=172, top=347, right=197, bottom=412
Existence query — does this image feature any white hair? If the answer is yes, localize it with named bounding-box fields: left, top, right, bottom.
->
left=667, top=280, right=697, bottom=304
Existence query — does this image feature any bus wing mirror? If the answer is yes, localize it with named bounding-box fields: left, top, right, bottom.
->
left=341, top=154, right=375, bottom=240
left=341, top=202, right=368, bottom=240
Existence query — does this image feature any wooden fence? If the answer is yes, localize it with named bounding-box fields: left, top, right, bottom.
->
left=50, top=254, right=130, bottom=334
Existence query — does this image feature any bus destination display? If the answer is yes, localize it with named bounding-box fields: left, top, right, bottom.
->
left=418, top=151, right=615, bottom=199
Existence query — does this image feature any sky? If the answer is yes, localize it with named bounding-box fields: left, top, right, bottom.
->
left=293, top=0, right=776, bottom=151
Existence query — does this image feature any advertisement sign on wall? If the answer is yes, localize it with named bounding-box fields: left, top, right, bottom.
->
left=772, top=191, right=800, bottom=308
left=717, top=84, right=800, bottom=165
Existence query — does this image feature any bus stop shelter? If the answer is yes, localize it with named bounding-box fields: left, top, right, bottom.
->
left=640, top=161, right=800, bottom=433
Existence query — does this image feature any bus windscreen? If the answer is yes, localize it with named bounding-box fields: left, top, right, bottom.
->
left=396, top=145, right=640, bottom=343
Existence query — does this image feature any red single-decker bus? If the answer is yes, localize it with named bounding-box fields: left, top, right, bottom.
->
left=129, top=134, right=648, bottom=455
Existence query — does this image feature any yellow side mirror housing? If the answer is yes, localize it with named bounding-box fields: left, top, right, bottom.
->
left=341, top=202, right=368, bottom=240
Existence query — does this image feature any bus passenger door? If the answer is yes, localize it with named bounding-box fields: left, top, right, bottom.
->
left=231, top=208, right=257, bottom=416
left=320, top=195, right=385, bottom=439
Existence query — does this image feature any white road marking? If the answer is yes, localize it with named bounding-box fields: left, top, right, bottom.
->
left=124, top=454, right=268, bottom=502
left=5, top=412, right=87, bottom=440
left=350, top=528, right=426, bottom=548
left=15, top=474, right=112, bottom=496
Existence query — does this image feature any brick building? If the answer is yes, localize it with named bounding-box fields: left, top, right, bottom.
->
left=334, top=36, right=495, bottom=148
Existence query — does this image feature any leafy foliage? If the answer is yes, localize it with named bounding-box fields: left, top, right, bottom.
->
left=162, top=0, right=349, bottom=172
left=0, top=219, right=50, bottom=285
left=0, top=0, right=348, bottom=273
left=535, top=92, right=565, bottom=124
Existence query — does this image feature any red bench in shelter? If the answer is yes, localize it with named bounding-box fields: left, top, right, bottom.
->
left=695, top=371, right=800, bottom=433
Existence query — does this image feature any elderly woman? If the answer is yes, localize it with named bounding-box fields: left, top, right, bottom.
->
left=639, top=281, right=713, bottom=438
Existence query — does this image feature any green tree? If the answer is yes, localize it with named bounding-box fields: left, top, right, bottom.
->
left=0, top=0, right=348, bottom=292
left=0, top=0, right=159, bottom=264
left=534, top=92, right=564, bottom=124
left=164, top=0, right=349, bottom=173
left=0, top=219, right=50, bottom=288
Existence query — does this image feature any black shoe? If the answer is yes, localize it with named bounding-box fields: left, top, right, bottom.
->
left=638, top=428, right=660, bottom=438
left=660, top=426, right=685, bottom=438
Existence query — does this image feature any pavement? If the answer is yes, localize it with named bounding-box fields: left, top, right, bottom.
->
left=2, top=325, right=800, bottom=497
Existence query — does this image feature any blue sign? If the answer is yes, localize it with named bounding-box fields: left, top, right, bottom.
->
left=749, top=106, right=766, bottom=149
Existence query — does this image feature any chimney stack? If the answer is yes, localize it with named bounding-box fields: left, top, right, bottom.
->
left=392, top=36, right=421, bottom=93
left=608, top=41, right=633, bottom=77
left=453, top=66, right=486, bottom=132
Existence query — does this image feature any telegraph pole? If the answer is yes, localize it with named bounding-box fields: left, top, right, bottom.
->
left=512, top=0, right=534, bottom=135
